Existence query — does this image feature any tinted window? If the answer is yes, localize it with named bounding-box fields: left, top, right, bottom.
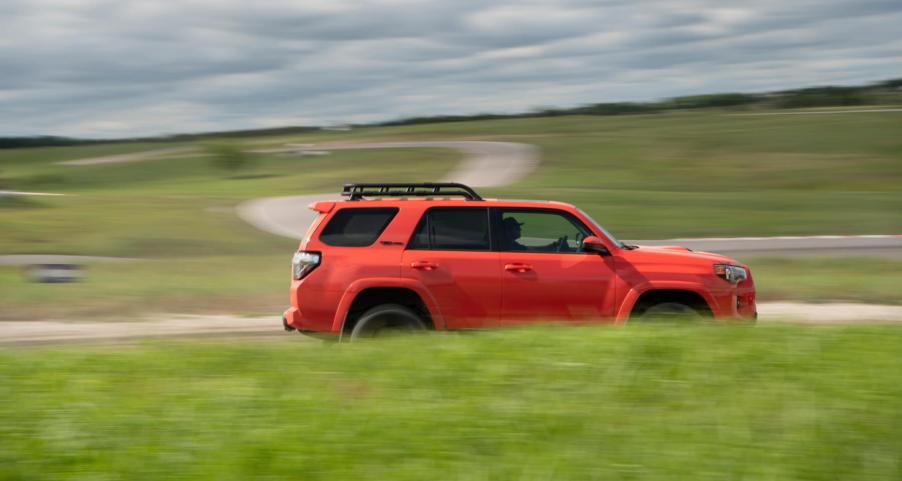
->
left=409, top=215, right=430, bottom=249
left=499, top=209, right=592, bottom=253
left=320, top=208, right=398, bottom=247
left=408, top=208, right=490, bottom=251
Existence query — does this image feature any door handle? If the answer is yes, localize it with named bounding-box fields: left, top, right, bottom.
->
left=504, top=263, right=533, bottom=273
left=410, top=261, right=438, bottom=271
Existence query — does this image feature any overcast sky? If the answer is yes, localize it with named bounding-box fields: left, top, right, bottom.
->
left=2, top=0, right=901, bottom=138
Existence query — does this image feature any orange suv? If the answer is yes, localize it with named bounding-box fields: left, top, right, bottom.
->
left=283, top=183, right=756, bottom=340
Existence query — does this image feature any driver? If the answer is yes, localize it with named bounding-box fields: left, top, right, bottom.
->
left=502, top=217, right=528, bottom=251
left=503, top=216, right=569, bottom=252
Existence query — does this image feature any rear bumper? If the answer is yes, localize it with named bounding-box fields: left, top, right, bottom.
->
left=283, top=307, right=306, bottom=331
left=282, top=307, right=339, bottom=338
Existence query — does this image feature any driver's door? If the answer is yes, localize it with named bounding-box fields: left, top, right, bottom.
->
left=495, top=208, right=617, bottom=324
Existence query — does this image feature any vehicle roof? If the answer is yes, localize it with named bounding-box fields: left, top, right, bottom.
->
left=325, top=197, right=577, bottom=209
left=315, top=183, right=579, bottom=213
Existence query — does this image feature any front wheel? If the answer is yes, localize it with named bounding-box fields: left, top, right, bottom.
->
left=349, top=304, right=427, bottom=340
left=638, top=302, right=703, bottom=321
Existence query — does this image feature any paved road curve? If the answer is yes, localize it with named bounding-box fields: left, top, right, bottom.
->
left=58, top=146, right=200, bottom=166
left=635, top=235, right=902, bottom=259
left=236, top=141, right=539, bottom=239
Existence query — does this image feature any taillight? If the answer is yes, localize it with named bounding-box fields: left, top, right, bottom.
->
left=292, top=251, right=321, bottom=280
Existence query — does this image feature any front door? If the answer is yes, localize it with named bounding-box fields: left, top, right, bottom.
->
left=402, top=207, right=501, bottom=329
left=495, top=208, right=617, bottom=323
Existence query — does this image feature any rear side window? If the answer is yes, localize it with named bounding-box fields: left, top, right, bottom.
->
left=409, top=208, right=490, bottom=251
left=319, top=208, right=399, bottom=247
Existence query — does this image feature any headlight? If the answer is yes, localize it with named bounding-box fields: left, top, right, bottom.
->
left=714, top=264, right=747, bottom=283
left=292, top=251, right=321, bottom=280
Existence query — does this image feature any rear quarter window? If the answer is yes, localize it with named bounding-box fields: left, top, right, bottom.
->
left=408, top=208, right=490, bottom=251
left=319, top=207, right=399, bottom=247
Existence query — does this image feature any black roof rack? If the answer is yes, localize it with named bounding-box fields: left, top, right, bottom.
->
left=342, top=183, right=483, bottom=201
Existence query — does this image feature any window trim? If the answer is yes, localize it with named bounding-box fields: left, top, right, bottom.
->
left=406, top=207, right=493, bottom=251
left=490, top=207, right=595, bottom=255
left=319, top=207, right=400, bottom=247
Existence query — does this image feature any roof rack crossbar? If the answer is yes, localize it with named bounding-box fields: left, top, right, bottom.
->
left=341, top=182, right=483, bottom=201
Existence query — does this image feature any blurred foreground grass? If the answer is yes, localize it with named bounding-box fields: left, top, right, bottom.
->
left=0, top=325, right=899, bottom=480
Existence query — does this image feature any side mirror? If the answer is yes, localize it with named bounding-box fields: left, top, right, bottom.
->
left=582, top=236, right=611, bottom=256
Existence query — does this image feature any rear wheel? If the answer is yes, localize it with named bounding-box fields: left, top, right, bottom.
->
left=349, top=304, right=427, bottom=340
left=638, top=302, right=703, bottom=321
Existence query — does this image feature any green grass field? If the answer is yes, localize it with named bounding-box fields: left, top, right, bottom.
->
left=1, top=111, right=900, bottom=318
left=1, top=325, right=899, bottom=480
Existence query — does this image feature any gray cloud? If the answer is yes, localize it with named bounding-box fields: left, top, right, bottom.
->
left=1, top=0, right=900, bottom=137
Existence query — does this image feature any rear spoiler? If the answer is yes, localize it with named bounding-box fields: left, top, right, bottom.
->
left=308, top=201, right=335, bottom=213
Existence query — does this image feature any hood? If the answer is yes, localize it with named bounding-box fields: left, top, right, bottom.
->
left=629, top=244, right=742, bottom=266
left=642, top=245, right=692, bottom=252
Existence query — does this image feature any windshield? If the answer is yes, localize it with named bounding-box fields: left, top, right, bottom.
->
left=577, top=208, right=626, bottom=248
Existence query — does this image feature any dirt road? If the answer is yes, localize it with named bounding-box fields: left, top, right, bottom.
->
left=2, top=303, right=899, bottom=346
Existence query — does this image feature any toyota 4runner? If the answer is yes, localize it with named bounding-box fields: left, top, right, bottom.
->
left=283, top=183, right=756, bottom=340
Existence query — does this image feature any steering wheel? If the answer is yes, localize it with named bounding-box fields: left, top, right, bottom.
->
left=555, top=235, right=568, bottom=252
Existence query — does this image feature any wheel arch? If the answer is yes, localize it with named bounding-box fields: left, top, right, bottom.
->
left=332, top=278, right=445, bottom=334
left=616, top=284, right=717, bottom=322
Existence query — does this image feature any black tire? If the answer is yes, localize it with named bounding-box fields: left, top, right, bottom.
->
left=637, top=302, right=703, bottom=322
left=349, top=304, right=427, bottom=340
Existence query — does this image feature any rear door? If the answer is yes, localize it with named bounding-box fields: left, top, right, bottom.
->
left=495, top=208, right=617, bottom=323
left=401, top=207, right=501, bottom=329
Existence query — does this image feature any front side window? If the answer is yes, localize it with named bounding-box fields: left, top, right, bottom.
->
left=319, top=207, right=398, bottom=247
left=408, top=208, right=490, bottom=251
left=498, top=209, right=592, bottom=253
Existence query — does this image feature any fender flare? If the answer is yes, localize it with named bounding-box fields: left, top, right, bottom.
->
left=331, top=277, right=446, bottom=334
left=615, top=281, right=719, bottom=322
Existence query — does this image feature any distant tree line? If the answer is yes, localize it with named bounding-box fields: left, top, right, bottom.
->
left=378, top=78, right=902, bottom=126
left=0, top=136, right=107, bottom=149
left=3, top=78, right=900, bottom=148
left=0, top=126, right=319, bottom=149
